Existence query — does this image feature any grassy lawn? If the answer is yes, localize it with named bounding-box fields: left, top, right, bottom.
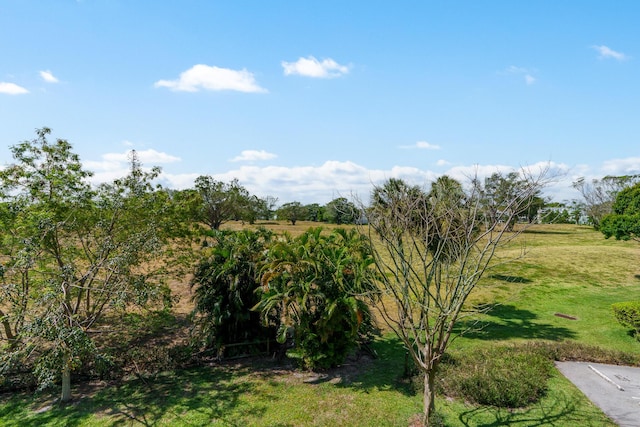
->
left=1, top=223, right=638, bottom=426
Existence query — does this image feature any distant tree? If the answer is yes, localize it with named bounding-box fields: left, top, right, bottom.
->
left=260, top=195, right=279, bottom=220
left=241, top=195, right=263, bottom=224
left=600, top=182, right=640, bottom=241
left=369, top=178, right=427, bottom=228
left=362, top=171, right=548, bottom=424
left=0, top=129, right=188, bottom=402
left=324, top=197, right=359, bottom=224
left=479, top=172, right=543, bottom=230
left=276, top=202, right=307, bottom=225
left=194, top=176, right=248, bottom=229
left=573, top=175, right=640, bottom=229
left=304, top=203, right=325, bottom=222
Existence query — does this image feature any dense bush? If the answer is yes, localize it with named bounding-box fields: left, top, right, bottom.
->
left=436, top=345, right=553, bottom=408
left=612, top=301, right=640, bottom=340
left=190, top=228, right=275, bottom=354
left=256, top=227, right=379, bottom=369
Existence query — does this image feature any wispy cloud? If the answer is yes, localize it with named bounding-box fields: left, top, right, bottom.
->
left=39, top=70, right=59, bottom=83
left=400, top=141, right=441, bottom=150
left=0, top=82, right=29, bottom=95
left=505, top=65, right=537, bottom=85
left=591, top=45, right=628, bottom=61
left=155, top=64, right=267, bottom=93
left=282, top=56, right=350, bottom=78
left=231, top=150, right=277, bottom=162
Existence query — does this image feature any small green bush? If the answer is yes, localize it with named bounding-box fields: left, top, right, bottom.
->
left=612, top=301, right=640, bottom=340
left=438, top=345, right=553, bottom=408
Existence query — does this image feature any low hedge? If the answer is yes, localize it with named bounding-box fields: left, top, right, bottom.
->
left=612, top=301, right=640, bottom=340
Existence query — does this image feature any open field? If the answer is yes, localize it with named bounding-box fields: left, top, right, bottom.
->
left=1, top=223, right=638, bottom=426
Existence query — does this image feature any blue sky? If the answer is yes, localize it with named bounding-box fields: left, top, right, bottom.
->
left=1, top=1, right=639, bottom=204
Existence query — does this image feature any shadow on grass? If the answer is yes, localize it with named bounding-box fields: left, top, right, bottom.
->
left=335, top=335, right=417, bottom=397
left=489, top=274, right=532, bottom=284
left=457, top=305, right=577, bottom=341
left=522, top=229, right=572, bottom=235
left=4, top=366, right=270, bottom=426
left=457, top=391, right=612, bottom=427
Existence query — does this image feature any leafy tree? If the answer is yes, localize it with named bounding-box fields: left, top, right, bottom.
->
left=256, top=227, right=378, bottom=369
left=323, top=197, right=359, bottom=224
left=369, top=178, right=427, bottom=230
left=600, top=182, right=640, bottom=241
left=304, top=203, right=325, bottom=222
left=0, top=129, right=187, bottom=402
left=194, top=176, right=249, bottom=229
left=362, top=171, right=547, bottom=424
left=573, top=175, right=640, bottom=229
left=276, top=201, right=307, bottom=225
left=191, top=229, right=274, bottom=352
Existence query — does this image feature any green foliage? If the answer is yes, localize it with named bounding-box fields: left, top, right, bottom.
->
left=479, top=172, right=543, bottom=229
left=276, top=201, right=307, bottom=225
left=194, top=176, right=250, bottom=229
left=438, top=346, right=553, bottom=408
left=0, top=129, right=190, bottom=399
left=303, top=203, right=325, bottom=222
left=190, top=228, right=274, bottom=351
left=601, top=182, right=640, bottom=240
left=323, top=197, right=359, bottom=224
left=612, top=301, right=640, bottom=339
left=573, top=175, right=640, bottom=228
left=256, top=227, right=378, bottom=369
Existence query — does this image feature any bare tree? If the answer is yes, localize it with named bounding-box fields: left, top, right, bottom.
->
left=362, top=170, right=548, bottom=425
left=572, top=175, right=640, bottom=229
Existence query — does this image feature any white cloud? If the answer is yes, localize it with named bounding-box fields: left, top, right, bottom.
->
left=601, top=157, right=640, bottom=175
left=82, top=148, right=583, bottom=206
left=282, top=56, right=350, bottom=78
left=39, top=70, right=59, bottom=83
left=155, top=64, right=267, bottom=93
left=592, top=45, right=628, bottom=61
left=416, top=141, right=441, bottom=150
left=525, top=74, right=536, bottom=85
left=231, top=150, right=277, bottom=162
left=400, top=141, right=441, bottom=150
left=436, top=159, right=450, bottom=166
left=0, top=82, right=29, bottom=95
left=103, top=149, right=181, bottom=164
left=85, top=149, right=180, bottom=177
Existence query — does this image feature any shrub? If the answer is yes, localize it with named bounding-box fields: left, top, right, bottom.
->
left=437, top=345, right=553, bottom=408
left=527, top=340, right=640, bottom=365
left=191, top=228, right=275, bottom=353
left=256, top=227, right=379, bottom=370
left=612, top=301, right=640, bottom=340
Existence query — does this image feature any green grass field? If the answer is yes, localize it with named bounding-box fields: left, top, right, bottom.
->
left=1, top=223, right=638, bottom=426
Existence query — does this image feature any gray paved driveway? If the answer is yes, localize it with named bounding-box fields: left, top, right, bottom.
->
left=556, top=361, right=640, bottom=427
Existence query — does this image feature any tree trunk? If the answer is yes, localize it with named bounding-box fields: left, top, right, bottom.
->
left=0, top=309, right=16, bottom=347
left=423, top=368, right=436, bottom=426
left=61, top=354, right=72, bottom=403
